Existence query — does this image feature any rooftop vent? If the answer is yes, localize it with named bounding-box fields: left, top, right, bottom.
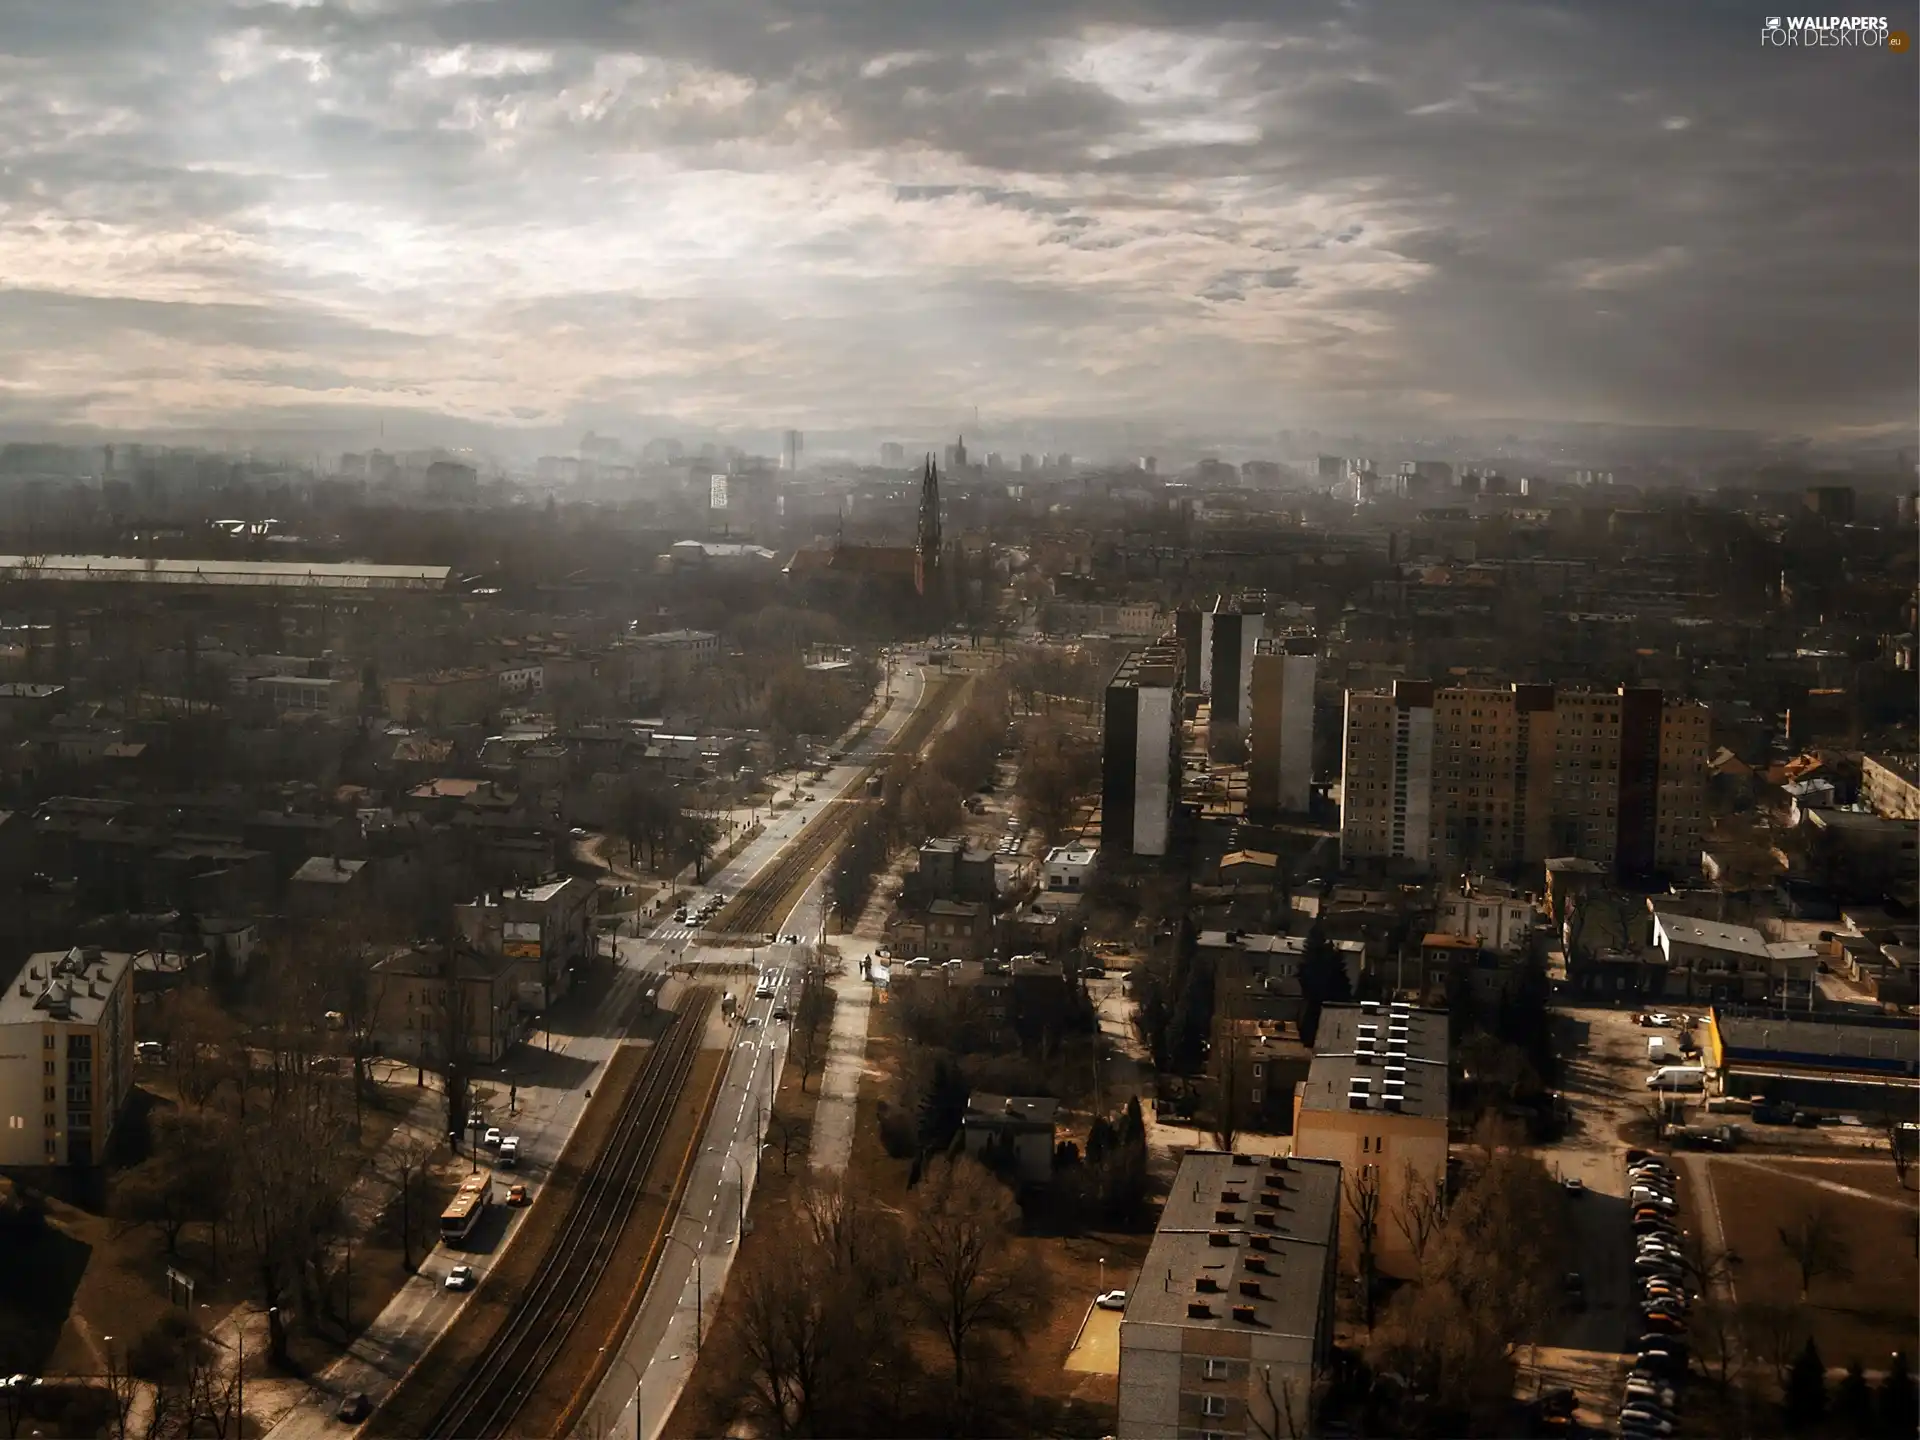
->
left=1231, top=1305, right=1259, bottom=1324
left=1239, top=1280, right=1265, bottom=1298
left=1360, top=999, right=1381, bottom=1014
left=1268, top=1155, right=1291, bottom=1171
left=1245, top=1255, right=1270, bottom=1273
left=1385, top=1096, right=1404, bottom=1112
left=1195, top=1276, right=1221, bottom=1293
left=1254, top=1211, right=1276, bottom=1229
left=1207, top=1231, right=1234, bottom=1248
left=1231, top=1153, right=1257, bottom=1167
left=1250, top=1233, right=1274, bottom=1252
left=1221, top=1190, right=1244, bottom=1205
left=1348, top=1091, right=1370, bottom=1110
left=1188, top=1302, right=1214, bottom=1320
left=1214, top=1209, right=1238, bottom=1224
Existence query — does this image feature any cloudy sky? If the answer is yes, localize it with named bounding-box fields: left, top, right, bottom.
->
left=0, top=0, right=1913, bottom=444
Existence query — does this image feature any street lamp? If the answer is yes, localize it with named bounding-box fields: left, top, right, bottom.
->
left=660, top=1233, right=705, bottom=1351
left=722, top=1151, right=752, bottom=1239
left=597, top=1347, right=644, bottom=1440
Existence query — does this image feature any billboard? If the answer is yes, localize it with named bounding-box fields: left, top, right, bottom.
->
left=709, top=474, right=729, bottom=509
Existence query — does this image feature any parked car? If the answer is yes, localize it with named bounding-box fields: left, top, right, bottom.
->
left=445, top=1264, right=477, bottom=1291
left=1561, top=1176, right=1585, bottom=1196
left=1095, top=1289, right=1128, bottom=1311
left=337, top=1393, right=371, bottom=1422
left=507, top=1183, right=530, bottom=1206
left=483, top=1127, right=503, bottom=1149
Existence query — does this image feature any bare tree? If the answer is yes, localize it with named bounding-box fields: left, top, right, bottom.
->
left=1210, top=1020, right=1248, bottom=1152
left=1249, top=1363, right=1309, bottom=1440
left=1394, top=1160, right=1448, bottom=1267
left=908, top=1155, right=1039, bottom=1399
left=1345, top=1162, right=1383, bottom=1328
left=792, top=970, right=836, bottom=1093
left=768, top=1110, right=811, bottom=1177
left=1777, top=1205, right=1854, bottom=1301
left=1746, top=1301, right=1807, bottom=1390
left=378, top=1138, right=439, bottom=1273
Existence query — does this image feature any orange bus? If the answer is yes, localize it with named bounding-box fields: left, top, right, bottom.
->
left=440, top=1173, right=491, bottom=1245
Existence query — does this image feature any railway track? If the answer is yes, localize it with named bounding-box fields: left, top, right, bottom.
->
left=712, top=677, right=962, bottom=937
left=405, top=988, right=716, bottom=1440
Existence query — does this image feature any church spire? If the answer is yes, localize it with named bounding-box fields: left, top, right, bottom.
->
left=918, top=452, right=942, bottom=559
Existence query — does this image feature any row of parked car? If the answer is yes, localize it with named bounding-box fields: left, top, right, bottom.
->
left=1623, top=1150, right=1695, bottom=1437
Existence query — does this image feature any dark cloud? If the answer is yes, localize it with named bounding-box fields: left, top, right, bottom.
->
left=0, top=0, right=1910, bottom=434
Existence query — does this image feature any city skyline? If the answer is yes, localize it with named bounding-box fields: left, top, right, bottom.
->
left=1, top=1, right=1915, bottom=442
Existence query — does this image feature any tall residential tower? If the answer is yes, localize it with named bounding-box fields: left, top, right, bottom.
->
left=1339, top=681, right=1708, bottom=878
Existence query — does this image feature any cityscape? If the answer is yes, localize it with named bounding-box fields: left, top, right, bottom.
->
left=0, top=4, right=1915, bottom=1440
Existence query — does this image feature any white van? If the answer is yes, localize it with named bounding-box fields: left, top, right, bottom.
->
left=1646, top=1066, right=1707, bottom=1092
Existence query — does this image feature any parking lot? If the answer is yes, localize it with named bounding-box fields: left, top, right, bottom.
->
left=1522, top=1005, right=1701, bottom=1427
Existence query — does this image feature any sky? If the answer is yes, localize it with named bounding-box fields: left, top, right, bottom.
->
left=0, top=0, right=1914, bottom=446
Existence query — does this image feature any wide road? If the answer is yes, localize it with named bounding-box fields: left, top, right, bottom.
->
left=266, top=658, right=927, bottom=1440
left=580, top=658, right=933, bottom=1440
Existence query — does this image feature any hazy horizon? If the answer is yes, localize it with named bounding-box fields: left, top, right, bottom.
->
left=3, top=1, right=1915, bottom=445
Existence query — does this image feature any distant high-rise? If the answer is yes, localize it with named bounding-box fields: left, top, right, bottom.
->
left=879, top=441, right=906, bottom=467
left=1019, top=453, right=1038, bottom=473
left=1207, top=592, right=1266, bottom=758
left=1101, top=643, right=1185, bottom=857
left=782, top=429, right=804, bottom=472
left=1250, top=632, right=1318, bottom=814
left=944, top=435, right=969, bottom=472
left=1339, top=681, right=1709, bottom=878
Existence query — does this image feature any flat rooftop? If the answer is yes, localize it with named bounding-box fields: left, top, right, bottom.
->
left=2, top=948, right=136, bottom=1026
left=1110, top=644, right=1184, bottom=691
left=0, top=555, right=450, bottom=592
left=1123, top=1151, right=1338, bottom=1340
left=1299, top=1003, right=1450, bottom=1120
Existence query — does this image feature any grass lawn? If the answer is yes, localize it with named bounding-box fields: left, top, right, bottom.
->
left=1710, top=1156, right=1920, bottom=1369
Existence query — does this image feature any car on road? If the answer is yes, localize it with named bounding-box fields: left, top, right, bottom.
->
left=1095, top=1290, right=1128, bottom=1311
left=1081, top=965, right=1106, bottom=979
left=483, top=1127, right=503, bottom=1148
left=337, top=1393, right=372, bottom=1422
left=1561, top=1176, right=1585, bottom=1196
left=499, top=1137, right=520, bottom=1167
left=1640, top=1012, right=1674, bottom=1027
left=569, top=827, right=589, bottom=839
left=507, top=1183, right=529, bottom=1205
left=445, top=1264, right=477, bottom=1291
left=772, top=1006, right=790, bottom=1021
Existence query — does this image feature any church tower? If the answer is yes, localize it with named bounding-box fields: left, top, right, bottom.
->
left=918, top=453, right=942, bottom=557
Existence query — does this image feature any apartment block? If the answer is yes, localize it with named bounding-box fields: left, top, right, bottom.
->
left=1290, top=1001, right=1449, bottom=1281
left=1117, top=1150, right=1341, bottom=1440
left=1248, top=633, right=1316, bottom=814
left=1207, top=594, right=1266, bottom=759
left=1338, top=680, right=1708, bottom=878
left=1102, top=643, right=1185, bottom=857
left=0, top=947, right=136, bottom=1167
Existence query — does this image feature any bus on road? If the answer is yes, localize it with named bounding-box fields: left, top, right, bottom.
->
left=441, top=1173, right=491, bottom=1245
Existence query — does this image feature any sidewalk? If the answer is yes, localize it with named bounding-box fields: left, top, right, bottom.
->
left=807, top=869, right=899, bottom=1176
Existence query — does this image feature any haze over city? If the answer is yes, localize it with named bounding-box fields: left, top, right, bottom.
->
left=0, top=5, right=1914, bottom=1440
left=2, top=0, right=1916, bottom=457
